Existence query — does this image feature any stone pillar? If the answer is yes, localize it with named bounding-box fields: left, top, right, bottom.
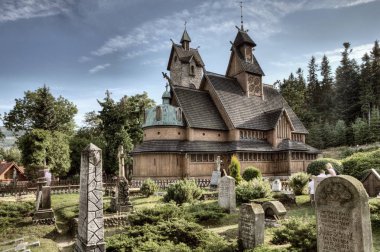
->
left=218, top=176, right=236, bottom=212
left=315, top=175, right=373, bottom=252
left=33, top=172, right=55, bottom=225
left=75, top=143, right=105, bottom=252
left=238, top=203, right=264, bottom=250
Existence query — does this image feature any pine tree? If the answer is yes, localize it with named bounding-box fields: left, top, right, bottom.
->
left=306, top=56, right=321, bottom=122
left=320, top=55, right=335, bottom=122
left=359, top=53, right=375, bottom=119
left=333, top=120, right=347, bottom=146
left=335, top=42, right=361, bottom=123
left=370, top=41, right=380, bottom=109
left=369, top=107, right=380, bottom=142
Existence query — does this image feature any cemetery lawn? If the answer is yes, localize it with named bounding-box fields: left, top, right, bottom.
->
left=1, top=193, right=379, bottom=251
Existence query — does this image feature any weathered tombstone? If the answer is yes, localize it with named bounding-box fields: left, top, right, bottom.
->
left=111, top=145, right=133, bottom=213
left=271, top=179, right=282, bottom=192
left=33, top=173, right=55, bottom=225
left=315, top=175, right=373, bottom=252
left=361, top=169, right=380, bottom=197
left=218, top=176, right=236, bottom=212
left=75, top=143, right=105, bottom=252
left=238, top=203, right=264, bottom=250
left=262, top=200, right=286, bottom=220
left=210, top=156, right=222, bottom=188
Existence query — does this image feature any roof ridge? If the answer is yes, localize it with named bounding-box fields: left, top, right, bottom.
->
left=173, top=86, right=209, bottom=93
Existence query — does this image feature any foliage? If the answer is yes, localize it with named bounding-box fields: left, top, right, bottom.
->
left=370, top=199, right=380, bottom=228
left=17, top=129, right=71, bottom=177
left=163, top=179, right=203, bottom=205
left=289, top=172, right=310, bottom=195
left=352, top=118, right=371, bottom=145
left=306, top=158, right=343, bottom=176
left=248, top=245, right=287, bottom=252
left=235, top=179, right=272, bottom=204
left=186, top=202, right=227, bottom=224
left=0, top=147, right=22, bottom=164
left=97, top=91, right=154, bottom=174
left=271, top=217, right=317, bottom=252
left=140, top=178, right=158, bottom=197
left=0, top=201, right=34, bottom=230
left=228, top=155, right=242, bottom=184
left=242, top=167, right=262, bottom=181
left=3, top=85, right=77, bottom=134
left=342, top=148, right=380, bottom=179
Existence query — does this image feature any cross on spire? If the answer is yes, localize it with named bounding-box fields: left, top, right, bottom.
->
left=165, top=83, right=169, bottom=92
left=240, top=1, right=244, bottom=30
left=184, top=20, right=187, bottom=30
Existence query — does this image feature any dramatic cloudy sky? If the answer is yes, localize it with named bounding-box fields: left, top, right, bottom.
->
left=0, top=0, right=379, bottom=126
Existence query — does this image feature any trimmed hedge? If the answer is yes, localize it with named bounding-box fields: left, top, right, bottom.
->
left=242, top=167, right=262, bottom=181
left=342, top=149, right=380, bottom=180
left=306, top=158, right=343, bottom=175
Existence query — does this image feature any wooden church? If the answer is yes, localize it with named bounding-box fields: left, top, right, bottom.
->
left=131, top=24, right=320, bottom=179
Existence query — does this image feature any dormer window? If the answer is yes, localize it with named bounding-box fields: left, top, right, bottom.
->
left=189, top=64, right=195, bottom=76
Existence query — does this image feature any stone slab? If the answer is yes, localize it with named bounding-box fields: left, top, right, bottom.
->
left=210, top=171, right=221, bottom=187
left=238, top=203, right=264, bottom=250
left=218, top=176, right=236, bottom=212
left=262, top=201, right=287, bottom=220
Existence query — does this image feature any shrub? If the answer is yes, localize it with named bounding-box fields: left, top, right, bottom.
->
left=229, top=155, right=242, bottom=184
left=306, top=158, right=343, bottom=175
left=163, top=179, right=202, bottom=205
left=140, top=178, right=158, bottom=197
left=186, top=202, right=227, bottom=224
left=0, top=201, right=34, bottom=230
left=342, top=149, right=380, bottom=179
left=106, top=219, right=233, bottom=252
left=235, top=179, right=272, bottom=204
left=272, top=217, right=317, bottom=251
left=289, top=172, right=309, bottom=195
left=242, top=167, right=262, bottom=181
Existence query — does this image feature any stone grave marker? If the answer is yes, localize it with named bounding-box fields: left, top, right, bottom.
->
left=33, top=174, right=55, bottom=224
left=238, top=203, right=264, bottom=250
left=210, top=156, right=222, bottom=188
left=271, top=179, right=282, bottom=192
left=262, top=200, right=286, bottom=220
left=75, top=143, right=105, bottom=252
left=315, top=175, right=373, bottom=252
left=218, top=176, right=236, bottom=212
left=361, top=169, right=380, bottom=197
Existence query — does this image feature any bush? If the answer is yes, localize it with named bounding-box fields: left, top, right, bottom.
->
left=235, top=179, right=272, bottom=204
left=140, top=178, right=158, bottom=197
left=272, top=217, right=317, bottom=251
left=186, top=202, right=227, bottom=224
left=229, top=155, right=242, bottom=184
left=163, top=179, right=203, bottom=205
left=289, top=172, right=309, bottom=195
left=306, top=158, right=343, bottom=175
left=106, top=219, right=233, bottom=252
left=0, top=201, right=34, bottom=230
left=342, top=149, right=380, bottom=179
left=242, top=167, right=262, bottom=181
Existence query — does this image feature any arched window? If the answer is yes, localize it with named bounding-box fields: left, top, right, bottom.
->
left=189, top=64, right=195, bottom=76
left=176, top=108, right=182, bottom=121
left=189, top=83, right=196, bottom=89
left=156, top=106, right=162, bottom=121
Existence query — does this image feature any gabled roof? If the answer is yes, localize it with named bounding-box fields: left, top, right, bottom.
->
left=229, top=45, right=265, bottom=76
left=0, top=162, right=25, bottom=176
left=233, top=30, right=256, bottom=47
left=361, top=169, right=380, bottom=182
left=206, top=72, right=308, bottom=133
left=172, top=86, right=228, bottom=131
left=167, top=44, right=205, bottom=71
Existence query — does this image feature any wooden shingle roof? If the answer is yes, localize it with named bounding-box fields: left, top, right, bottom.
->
left=167, top=44, right=204, bottom=71
left=173, top=86, right=228, bottom=131
left=206, top=72, right=308, bottom=133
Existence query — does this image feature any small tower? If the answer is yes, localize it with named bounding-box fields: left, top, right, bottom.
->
left=226, top=3, right=265, bottom=98
left=162, top=83, right=171, bottom=104
left=167, top=26, right=205, bottom=89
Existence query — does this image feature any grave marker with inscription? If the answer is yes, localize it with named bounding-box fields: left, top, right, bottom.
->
left=238, top=203, right=264, bottom=250
left=315, top=175, right=373, bottom=252
left=218, top=176, right=236, bottom=212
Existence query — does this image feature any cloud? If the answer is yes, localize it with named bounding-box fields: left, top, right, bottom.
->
left=78, top=56, right=92, bottom=63
left=0, top=0, right=75, bottom=23
left=89, top=63, right=110, bottom=74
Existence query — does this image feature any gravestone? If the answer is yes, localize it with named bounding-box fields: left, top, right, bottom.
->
left=315, top=175, right=373, bottom=252
left=361, top=169, right=380, bottom=197
left=218, top=176, right=236, bottom=212
left=262, top=200, right=286, bottom=220
left=33, top=173, right=55, bottom=225
left=75, top=144, right=105, bottom=252
left=271, top=179, right=282, bottom=192
left=210, top=156, right=222, bottom=188
left=110, top=145, right=133, bottom=212
left=238, top=203, right=264, bottom=250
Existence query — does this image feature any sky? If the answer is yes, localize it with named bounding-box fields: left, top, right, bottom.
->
left=0, top=0, right=379, bottom=127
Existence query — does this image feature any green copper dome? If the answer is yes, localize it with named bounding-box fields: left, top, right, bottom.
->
left=143, top=104, right=184, bottom=128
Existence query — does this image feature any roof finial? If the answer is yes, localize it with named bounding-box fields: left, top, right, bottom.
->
left=165, top=83, right=169, bottom=92
left=240, top=1, right=244, bottom=30
left=184, top=20, right=187, bottom=30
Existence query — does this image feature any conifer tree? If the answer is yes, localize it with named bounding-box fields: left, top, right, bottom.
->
left=306, top=56, right=321, bottom=122
left=359, top=53, right=375, bottom=119
left=320, top=55, right=335, bottom=122
left=370, top=41, right=380, bottom=109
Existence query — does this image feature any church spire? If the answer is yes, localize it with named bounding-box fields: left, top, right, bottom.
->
left=240, top=1, right=244, bottom=30
left=180, top=21, right=191, bottom=50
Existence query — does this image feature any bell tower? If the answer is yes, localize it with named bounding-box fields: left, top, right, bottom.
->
left=226, top=3, right=265, bottom=98
left=166, top=25, right=205, bottom=89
